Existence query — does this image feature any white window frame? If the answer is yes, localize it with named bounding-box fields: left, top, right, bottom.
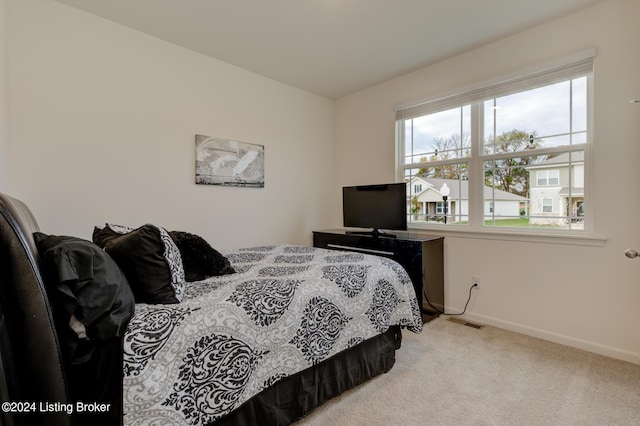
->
left=542, top=198, right=553, bottom=213
left=394, top=50, right=605, bottom=246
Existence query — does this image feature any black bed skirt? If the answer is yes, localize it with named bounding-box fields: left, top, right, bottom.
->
left=213, top=326, right=402, bottom=426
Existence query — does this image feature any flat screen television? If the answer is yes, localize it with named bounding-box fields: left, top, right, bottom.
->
left=342, top=182, right=407, bottom=237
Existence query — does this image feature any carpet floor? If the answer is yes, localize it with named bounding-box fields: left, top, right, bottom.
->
left=294, top=317, right=640, bottom=426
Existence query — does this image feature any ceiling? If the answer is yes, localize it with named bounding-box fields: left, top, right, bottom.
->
left=54, top=0, right=604, bottom=99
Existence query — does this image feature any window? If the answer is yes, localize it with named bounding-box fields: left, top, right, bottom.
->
left=537, top=170, right=560, bottom=186
left=395, top=52, right=593, bottom=232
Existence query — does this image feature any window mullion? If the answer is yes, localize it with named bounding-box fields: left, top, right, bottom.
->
left=395, top=120, right=405, bottom=182
left=468, top=102, right=484, bottom=227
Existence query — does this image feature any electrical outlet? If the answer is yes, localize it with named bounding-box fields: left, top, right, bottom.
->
left=472, top=276, right=480, bottom=288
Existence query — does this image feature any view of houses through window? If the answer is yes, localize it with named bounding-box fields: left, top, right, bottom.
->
left=396, top=59, right=591, bottom=231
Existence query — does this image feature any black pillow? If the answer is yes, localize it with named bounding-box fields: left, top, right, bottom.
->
left=34, top=232, right=135, bottom=364
left=169, top=230, right=235, bottom=281
left=93, top=224, right=182, bottom=304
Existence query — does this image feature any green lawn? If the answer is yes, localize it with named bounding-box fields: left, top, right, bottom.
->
left=484, top=218, right=529, bottom=227
left=423, top=217, right=566, bottom=229
left=484, top=218, right=569, bottom=229
left=414, top=217, right=571, bottom=229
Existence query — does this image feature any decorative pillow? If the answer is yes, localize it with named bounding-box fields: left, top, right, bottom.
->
left=168, top=230, right=236, bottom=281
left=34, top=232, right=136, bottom=364
left=93, top=224, right=185, bottom=304
left=105, top=223, right=135, bottom=234
left=94, top=224, right=185, bottom=287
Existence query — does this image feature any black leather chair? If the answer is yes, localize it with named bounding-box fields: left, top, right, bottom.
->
left=0, top=193, right=70, bottom=426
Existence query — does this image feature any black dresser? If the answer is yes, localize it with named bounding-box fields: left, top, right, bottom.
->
left=312, top=229, right=444, bottom=322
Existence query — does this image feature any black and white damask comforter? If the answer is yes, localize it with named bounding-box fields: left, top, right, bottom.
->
left=122, top=245, right=422, bottom=425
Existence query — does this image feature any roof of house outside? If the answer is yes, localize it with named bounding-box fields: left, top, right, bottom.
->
left=558, top=187, right=585, bottom=196
left=411, top=177, right=526, bottom=201
left=527, top=151, right=584, bottom=169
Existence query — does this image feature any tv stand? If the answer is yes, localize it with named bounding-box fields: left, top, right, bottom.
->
left=313, top=229, right=444, bottom=323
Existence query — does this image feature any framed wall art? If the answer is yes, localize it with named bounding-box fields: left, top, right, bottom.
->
left=195, top=135, right=265, bottom=187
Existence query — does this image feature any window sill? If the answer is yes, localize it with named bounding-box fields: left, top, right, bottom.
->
left=407, top=225, right=607, bottom=247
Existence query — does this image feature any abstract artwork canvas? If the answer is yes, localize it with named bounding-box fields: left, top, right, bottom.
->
left=195, top=135, right=265, bottom=187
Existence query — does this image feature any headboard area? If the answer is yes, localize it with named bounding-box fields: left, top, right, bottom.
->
left=0, top=193, right=70, bottom=426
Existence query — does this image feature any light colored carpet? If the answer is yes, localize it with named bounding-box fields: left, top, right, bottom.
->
left=294, top=317, right=640, bottom=426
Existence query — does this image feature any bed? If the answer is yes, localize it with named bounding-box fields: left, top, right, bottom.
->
left=0, top=192, right=422, bottom=426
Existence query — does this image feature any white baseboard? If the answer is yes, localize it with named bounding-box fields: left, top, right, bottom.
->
left=456, top=311, right=640, bottom=365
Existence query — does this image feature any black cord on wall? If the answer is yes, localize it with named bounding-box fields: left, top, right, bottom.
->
left=423, top=283, right=478, bottom=317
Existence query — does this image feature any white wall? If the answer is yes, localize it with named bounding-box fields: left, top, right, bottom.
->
left=0, top=0, right=8, bottom=192
left=8, top=0, right=336, bottom=249
left=335, top=0, right=640, bottom=363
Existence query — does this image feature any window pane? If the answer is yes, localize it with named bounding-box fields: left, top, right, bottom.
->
left=405, top=164, right=468, bottom=225
left=483, top=78, right=587, bottom=155
left=537, top=171, right=548, bottom=186
left=483, top=150, right=584, bottom=229
left=572, top=77, right=588, bottom=133
left=402, top=106, right=470, bottom=165
left=483, top=158, right=529, bottom=226
left=492, top=81, right=571, bottom=137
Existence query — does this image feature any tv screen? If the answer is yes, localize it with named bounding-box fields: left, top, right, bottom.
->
left=342, top=183, right=407, bottom=234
